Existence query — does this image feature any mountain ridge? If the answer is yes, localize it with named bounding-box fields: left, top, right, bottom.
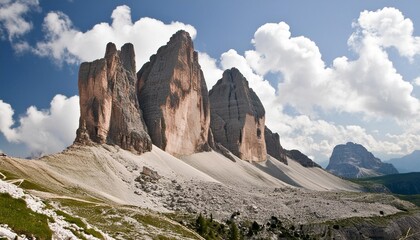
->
left=1, top=30, right=419, bottom=240
left=387, top=150, right=420, bottom=173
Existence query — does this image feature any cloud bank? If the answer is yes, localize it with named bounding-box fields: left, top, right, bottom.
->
left=202, top=7, right=420, bottom=161
left=0, top=0, right=39, bottom=41
left=33, top=5, right=197, bottom=69
left=0, top=95, right=79, bottom=156
left=244, top=8, right=419, bottom=119
left=2, top=4, right=420, bottom=162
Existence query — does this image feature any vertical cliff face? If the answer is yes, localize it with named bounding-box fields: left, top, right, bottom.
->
left=75, top=42, right=152, bottom=154
left=137, top=30, right=211, bottom=156
left=265, top=126, right=288, bottom=164
left=209, top=68, right=267, bottom=162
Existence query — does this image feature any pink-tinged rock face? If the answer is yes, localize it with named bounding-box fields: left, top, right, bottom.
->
left=209, top=68, right=267, bottom=162
left=137, top=30, right=211, bottom=156
left=75, top=42, right=152, bottom=154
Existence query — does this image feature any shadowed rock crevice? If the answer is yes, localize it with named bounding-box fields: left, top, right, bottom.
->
left=75, top=42, right=152, bottom=154
left=209, top=68, right=267, bottom=162
left=137, top=30, right=211, bottom=156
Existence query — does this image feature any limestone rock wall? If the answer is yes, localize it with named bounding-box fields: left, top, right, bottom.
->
left=209, top=68, right=267, bottom=162
left=137, top=30, right=211, bottom=156
left=75, top=42, right=152, bottom=154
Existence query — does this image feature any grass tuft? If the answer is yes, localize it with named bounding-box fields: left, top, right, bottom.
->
left=0, top=193, right=52, bottom=239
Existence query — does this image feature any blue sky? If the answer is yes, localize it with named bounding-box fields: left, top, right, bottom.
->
left=1, top=0, right=420, bottom=165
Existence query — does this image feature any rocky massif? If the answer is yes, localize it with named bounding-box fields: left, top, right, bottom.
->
left=137, top=30, right=211, bottom=156
left=327, top=142, right=398, bottom=178
left=74, top=30, right=291, bottom=164
left=2, top=30, right=420, bottom=240
left=75, top=43, right=152, bottom=154
left=209, top=68, right=267, bottom=162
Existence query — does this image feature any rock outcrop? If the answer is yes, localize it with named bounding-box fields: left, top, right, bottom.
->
left=326, top=142, right=398, bottom=178
left=137, top=30, right=211, bottom=156
left=75, top=42, right=152, bottom=154
left=209, top=68, right=266, bottom=162
left=265, top=127, right=287, bottom=164
left=286, top=149, right=320, bottom=168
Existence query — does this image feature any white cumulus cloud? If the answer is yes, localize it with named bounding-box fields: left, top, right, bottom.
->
left=0, top=95, right=79, bottom=156
left=351, top=7, right=420, bottom=59
left=276, top=114, right=405, bottom=162
left=33, top=5, right=197, bottom=69
left=200, top=7, right=420, bottom=162
left=414, top=77, right=420, bottom=86
left=245, top=16, right=419, bottom=119
left=0, top=0, right=39, bottom=41
left=0, top=99, right=17, bottom=141
left=198, top=52, right=224, bottom=89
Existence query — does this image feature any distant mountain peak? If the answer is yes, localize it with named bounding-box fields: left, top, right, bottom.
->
left=388, top=150, right=420, bottom=173
left=326, top=142, right=398, bottom=178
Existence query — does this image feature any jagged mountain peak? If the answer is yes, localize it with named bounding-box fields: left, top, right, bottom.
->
left=209, top=68, right=267, bottom=162
left=327, top=142, right=398, bottom=178
left=137, top=30, right=211, bottom=156
left=75, top=42, right=152, bottom=154
left=169, top=30, right=193, bottom=43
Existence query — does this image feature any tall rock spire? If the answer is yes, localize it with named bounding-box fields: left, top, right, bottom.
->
left=209, top=68, right=267, bottom=162
left=75, top=42, right=152, bottom=154
left=137, top=30, right=211, bottom=156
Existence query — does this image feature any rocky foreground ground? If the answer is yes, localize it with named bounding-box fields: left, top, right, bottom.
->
left=1, top=145, right=419, bottom=239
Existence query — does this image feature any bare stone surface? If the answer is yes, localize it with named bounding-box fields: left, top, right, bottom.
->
left=137, top=30, right=211, bottom=156
left=209, top=68, right=267, bottom=162
left=264, top=126, right=287, bottom=165
left=75, top=42, right=152, bottom=154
